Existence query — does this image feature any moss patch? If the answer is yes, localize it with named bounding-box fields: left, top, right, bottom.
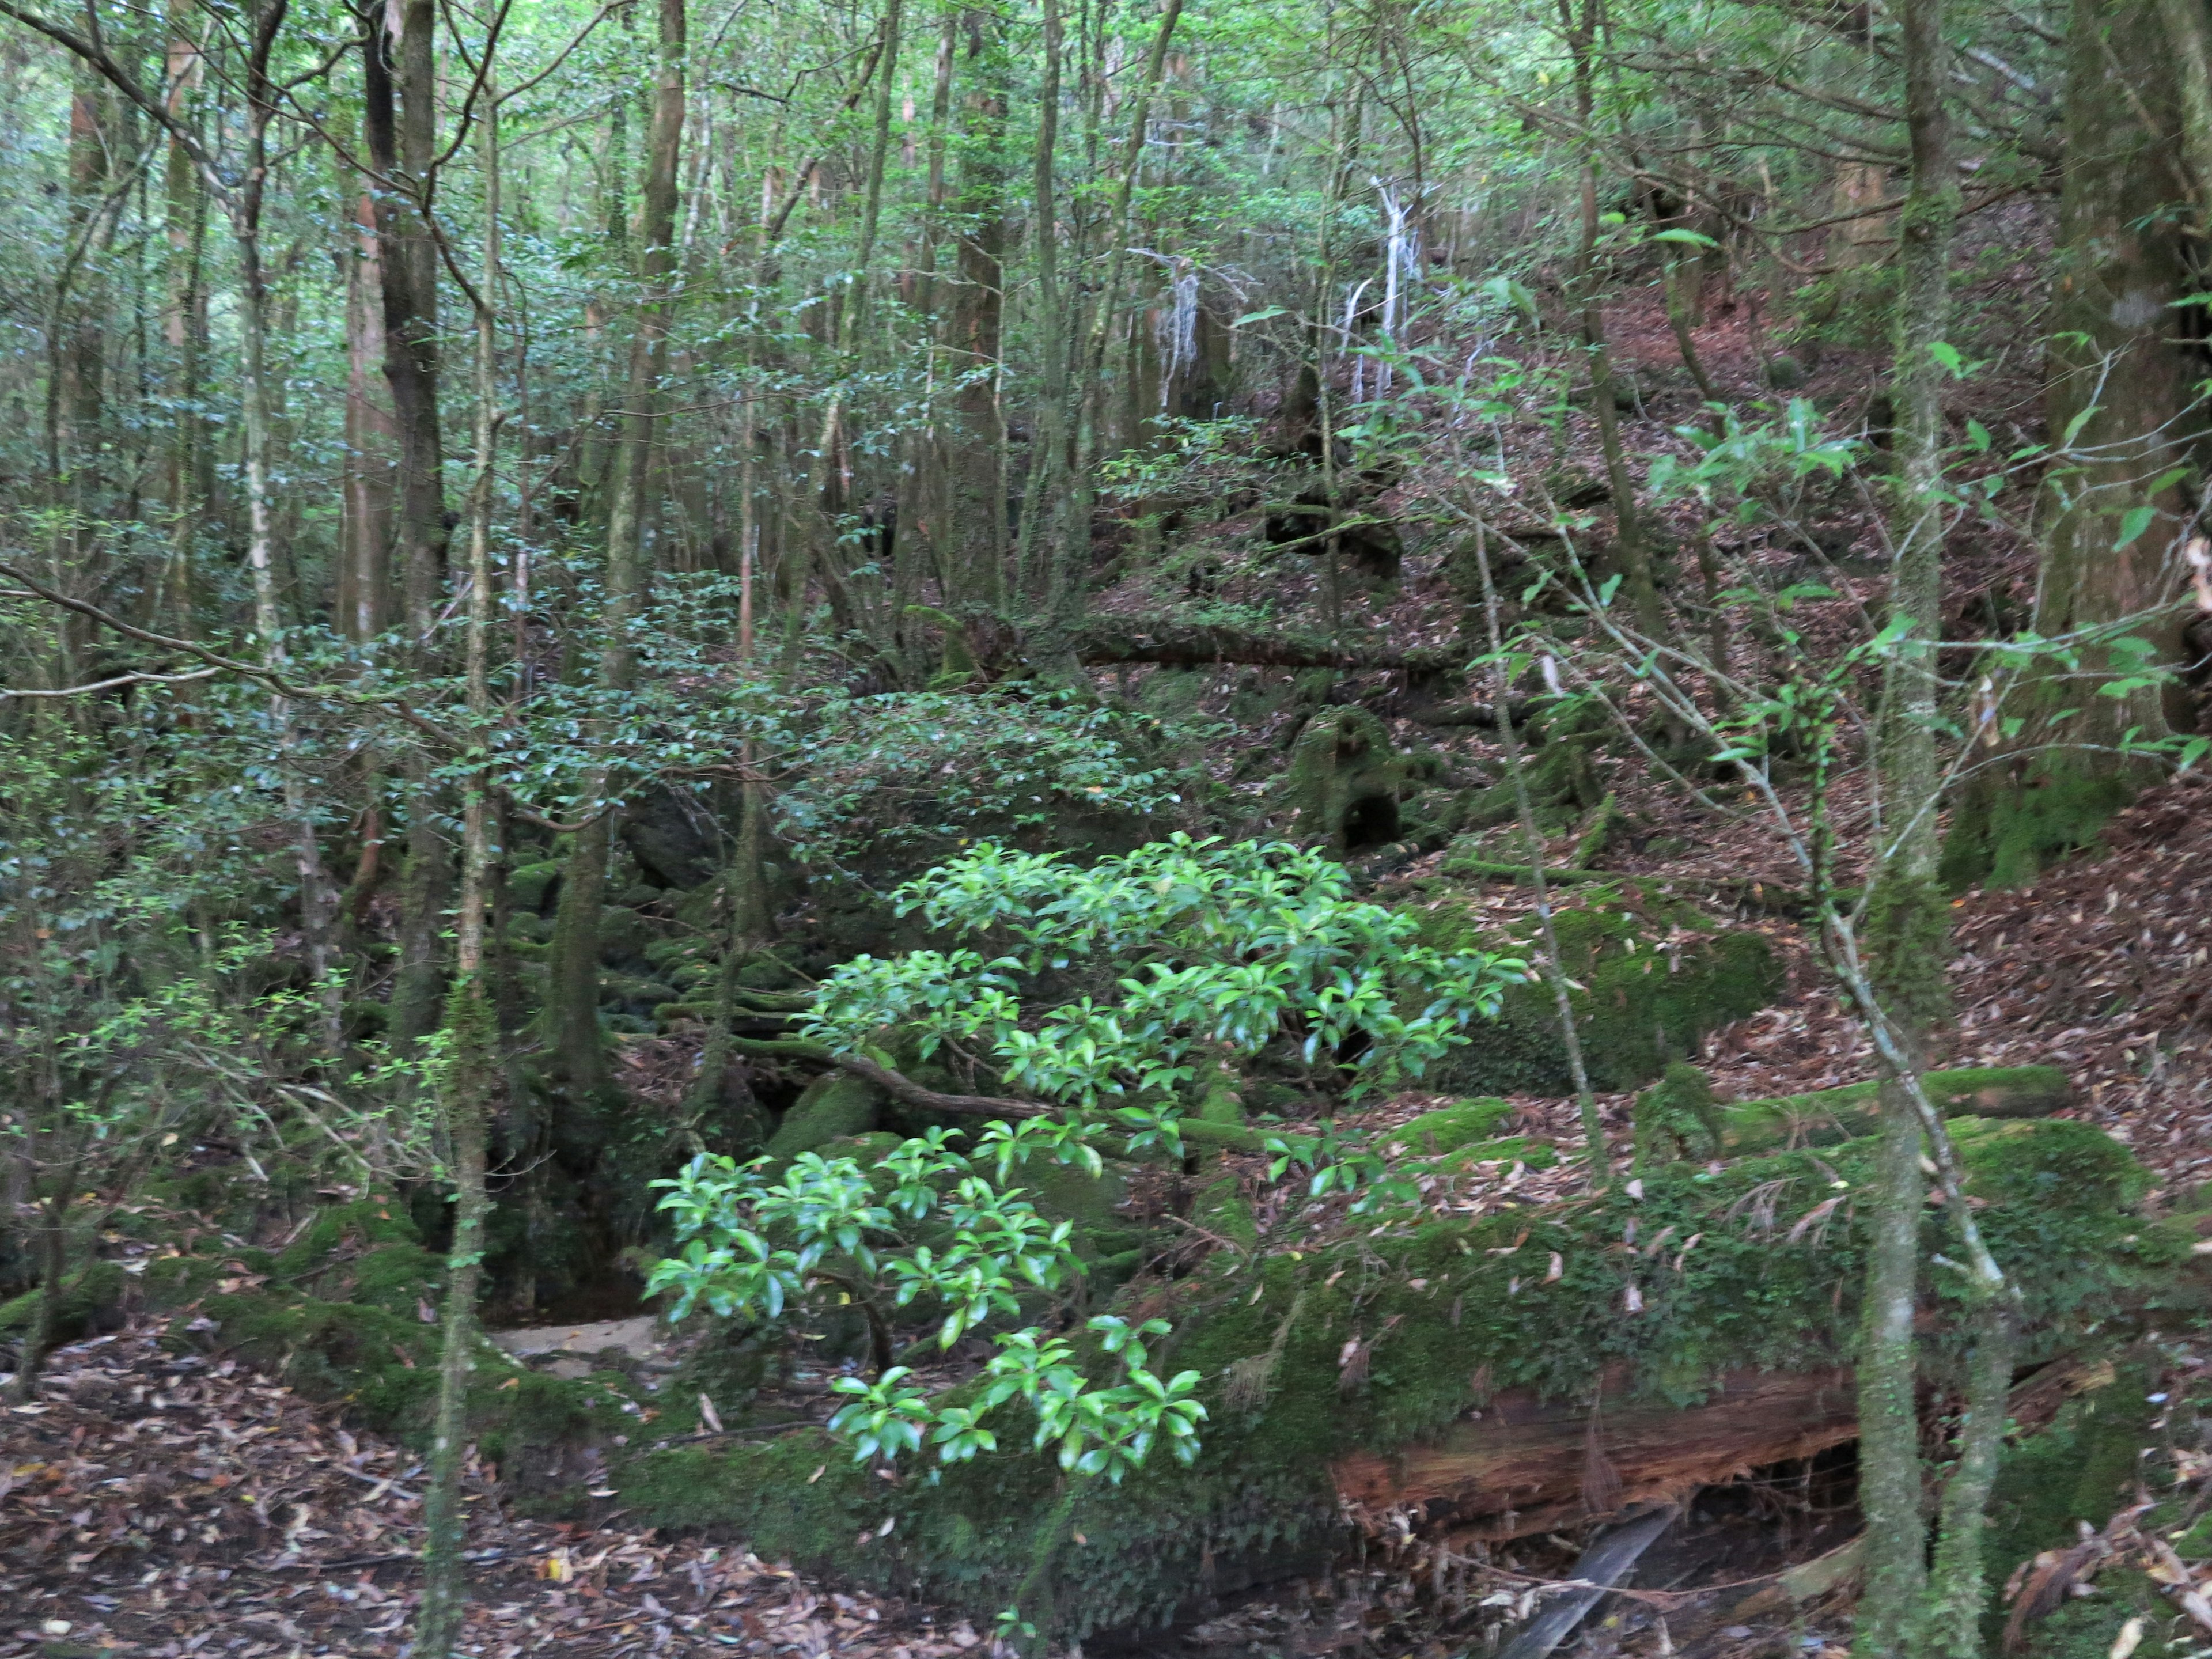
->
left=0, top=1259, right=128, bottom=1343
left=1415, top=895, right=1782, bottom=1094
left=1382, top=1098, right=1514, bottom=1158
left=766, top=1072, right=882, bottom=1162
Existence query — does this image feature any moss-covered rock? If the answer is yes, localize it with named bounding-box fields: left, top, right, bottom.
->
left=1634, top=1060, right=1724, bottom=1165
left=616, top=1117, right=2181, bottom=1645
left=1382, top=1097, right=1514, bottom=1157
left=765, top=1072, right=882, bottom=1162
left=1415, top=895, right=1782, bottom=1094
left=1280, top=707, right=1429, bottom=854
left=0, top=1259, right=128, bottom=1343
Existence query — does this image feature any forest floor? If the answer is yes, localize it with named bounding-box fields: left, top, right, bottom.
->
left=11, top=258, right=2209, bottom=1654
left=0, top=1323, right=974, bottom=1658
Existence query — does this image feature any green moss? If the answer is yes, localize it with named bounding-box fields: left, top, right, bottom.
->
left=766, top=1073, right=882, bottom=1162
left=1019, top=1159, right=1127, bottom=1232
left=1384, top=1098, right=1514, bottom=1157
left=1437, top=1135, right=1554, bottom=1173
left=619, top=1118, right=2173, bottom=1645
left=507, top=859, right=565, bottom=914
left=272, top=1195, right=423, bottom=1279
left=1941, top=760, right=2136, bottom=892
left=1710, top=1066, right=2074, bottom=1156
left=0, top=1259, right=127, bottom=1341
left=1635, top=1061, right=1722, bottom=1165
left=1416, top=899, right=1782, bottom=1094
left=1985, top=1358, right=2164, bottom=1653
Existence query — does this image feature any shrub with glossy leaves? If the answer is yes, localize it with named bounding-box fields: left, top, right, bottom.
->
left=801, top=834, right=1526, bottom=1119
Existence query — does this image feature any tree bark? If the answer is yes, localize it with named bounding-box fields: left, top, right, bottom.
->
left=1943, top=0, right=2195, bottom=893
left=339, top=183, right=395, bottom=642
left=2038, top=0, right=2191, bottom=749
left=363, top=0, right=454, bottom=1058
left=546, top=0, right=688, bottom=1099
left=948, top=9, right=1011, bottom=608
left=415, top=76, right=506, bottom=1656
left=157, top=26, right=207, bottom=632
left=1857, top=0, right=1960, bottom=1646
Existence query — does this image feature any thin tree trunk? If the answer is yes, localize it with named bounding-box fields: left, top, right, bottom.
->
left=1558, top=0, right=1665, bottom=649
left=1057, top=0, right=1186, bottom=629
left=1856, top=0, right=1960, bottom=1646
left=415, top=73, right=506, bottom=1656
left=157, top=25, right=206, bottom=631
left=1469, top=524, right=1607, bottom=1172
left=546, top=0, right=688, bottom=1098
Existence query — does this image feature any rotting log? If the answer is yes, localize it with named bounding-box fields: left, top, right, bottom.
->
left=1333, top=1365, right=1860, bottom=1543
left=1334, top=1344, right=2125, bottom=1552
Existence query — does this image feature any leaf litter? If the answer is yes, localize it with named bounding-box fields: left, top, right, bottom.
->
left=0, top=1321, right=994, bottom=1658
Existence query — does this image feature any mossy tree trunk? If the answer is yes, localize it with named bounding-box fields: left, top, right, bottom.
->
left=1944, top=0, right=2195, bottom=890
left=1857, top=0, right=1959, bottom=1645
left=7, top=1187, right=70, bottom=1404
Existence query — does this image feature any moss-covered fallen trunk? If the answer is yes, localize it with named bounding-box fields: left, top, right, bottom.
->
left=614, top=1115, right=2191, bottom=1645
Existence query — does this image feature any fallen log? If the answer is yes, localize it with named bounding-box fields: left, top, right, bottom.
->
left=1713, top=1065, right=2072, bottom=1156
left=1334, top=1365, right=1859, bottom=1543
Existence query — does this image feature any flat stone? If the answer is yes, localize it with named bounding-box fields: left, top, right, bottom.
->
left=488, top=1315, right=661, bottom=1361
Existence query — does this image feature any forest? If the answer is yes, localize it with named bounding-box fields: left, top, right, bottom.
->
left=3, top=0, right=2212, bottom=1652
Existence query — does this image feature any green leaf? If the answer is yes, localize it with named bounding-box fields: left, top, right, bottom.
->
left=2113, top=506, right=2158, bottom=552
left=1230, top=307, right=1288, bottom=328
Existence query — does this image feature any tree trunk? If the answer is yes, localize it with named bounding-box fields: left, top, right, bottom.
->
left=1856, top=0, right=1959, bottom=1646
left=6, top=1191, right=70, bottom=1404
left=157, top=26, right=206, bottom=631
left=546, top=0, right=688, bottom=1100
left=948, top=10, right=1010, bottom=608
left=2041, top=0, right=2191, bottom=744
left=363, top=0, right=453, bottom=1056
left=1944, top=0, right=2195, bottom=889
left=415, top=78, right=506, bottom=1656
left=1016, top=0, right=1066, bottom=609
left=339, top=184, right=395, bottom=642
